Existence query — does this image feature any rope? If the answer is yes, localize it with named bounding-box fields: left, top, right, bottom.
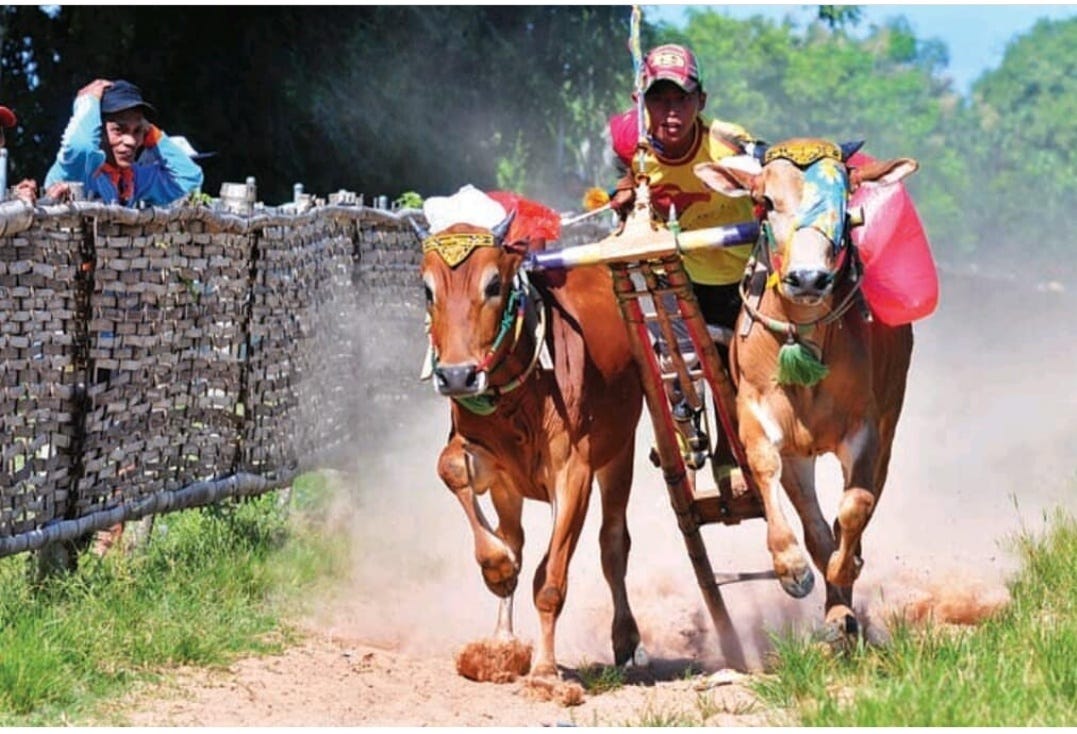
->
left=737, top=221, right=867, bottom=386
left=629, top=5, right=648, bottom=176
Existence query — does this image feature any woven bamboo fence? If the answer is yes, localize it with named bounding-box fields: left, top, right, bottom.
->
left=0, top=196, right=424, bottom=558
left=0, top=194, right=612, bottom=560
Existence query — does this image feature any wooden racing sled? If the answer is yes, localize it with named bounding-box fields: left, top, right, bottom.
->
left=525, top=176, right=777, bottom=666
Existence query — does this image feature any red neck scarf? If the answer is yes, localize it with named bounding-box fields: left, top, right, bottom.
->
left=96, top=162, right=135, bottom=205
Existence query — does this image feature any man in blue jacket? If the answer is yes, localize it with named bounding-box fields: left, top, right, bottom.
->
left=45, top=79, right=203, bottom=206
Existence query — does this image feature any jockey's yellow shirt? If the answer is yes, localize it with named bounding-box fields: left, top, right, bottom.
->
left=626, top=117, right=756, bottom=286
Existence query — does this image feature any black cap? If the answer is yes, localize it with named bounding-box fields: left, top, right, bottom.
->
left=100, top=80, right=157, bottom=121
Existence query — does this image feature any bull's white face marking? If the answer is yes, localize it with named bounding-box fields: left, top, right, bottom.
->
left=749, top=399, right=784, bottom=447
left=783, top=229, right=832, bottom=276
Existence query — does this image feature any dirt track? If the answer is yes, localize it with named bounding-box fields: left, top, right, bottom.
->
left=118, top=270, right=1074, bottom=726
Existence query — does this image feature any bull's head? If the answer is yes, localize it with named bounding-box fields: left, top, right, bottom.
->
left=420, top=211, right=521, bottom=397
left=695, top=138, right=918, bottom=307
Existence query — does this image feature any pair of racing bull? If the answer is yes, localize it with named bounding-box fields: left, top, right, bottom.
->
left=417, top=138, right=919, bottom=678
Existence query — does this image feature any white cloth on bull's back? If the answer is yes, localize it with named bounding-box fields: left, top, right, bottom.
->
left=423, top=184, right=507, bottom=234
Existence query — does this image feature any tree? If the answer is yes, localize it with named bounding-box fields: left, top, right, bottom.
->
left=959, top=17, right=1076, bottom=271
left=817, top=5, right=863, bottom=31
left=0, top=6, right=631, bottom=208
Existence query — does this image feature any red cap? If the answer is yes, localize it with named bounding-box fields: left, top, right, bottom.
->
left=643, top=44, right=702, bottom=93
left=0, top=106, right=16, bottom=128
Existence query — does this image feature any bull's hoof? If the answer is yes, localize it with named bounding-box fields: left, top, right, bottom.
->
left=778, top=565, right=815, bottom=599
left=612, top=620, right=642, bottom=668
left=624, top=643, right=650, bottom=669
left=530, top=660, right=560, bottom=679
left=818, top=611, right=861, bottom=655
left=480, top=556, right=519, bottom=597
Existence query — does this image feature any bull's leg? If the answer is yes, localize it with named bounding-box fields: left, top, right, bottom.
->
left=488, top=485, right=525, bottom=639
left=830, top=423, right=880, bottom=589
left=438, top=440, right=521, bottom=599
left=595, top=442, right=644, bottom=669
left=781, top=457, right=856, bottom=630
left=741, top=399, right=814, bottom=598
left=531, top=460, right=594, bottom=678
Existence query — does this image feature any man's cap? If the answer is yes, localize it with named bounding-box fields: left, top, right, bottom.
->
left=101, top=80, right=157, bottom=120
left=642, top=44, right=702, bottom=94
left=0, top=106, right=17, bottom=128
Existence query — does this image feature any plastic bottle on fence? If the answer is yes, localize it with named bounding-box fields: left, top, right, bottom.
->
left=848, top=151, right=940, bottom=325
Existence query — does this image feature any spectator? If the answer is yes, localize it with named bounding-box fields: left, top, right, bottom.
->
left=0, top=104, right=43, bottom=205
left=44, top=79, right=203, bottom=206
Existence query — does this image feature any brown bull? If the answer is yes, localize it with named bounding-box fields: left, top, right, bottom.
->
left=419, top=198, right=645, bottom=677
left=695, top=139, right=919, bottom=638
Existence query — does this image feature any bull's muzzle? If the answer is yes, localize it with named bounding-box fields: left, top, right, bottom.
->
left=435, top=363, right=488, bottom=396
left=781, top=268, right=835, bottom=304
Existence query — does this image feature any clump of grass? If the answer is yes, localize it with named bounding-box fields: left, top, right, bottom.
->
left=754, top=507, right=1077, bottom=726
left=574, top=661, right=627, bottom=694
left=0, top=471, right=349, bottom=726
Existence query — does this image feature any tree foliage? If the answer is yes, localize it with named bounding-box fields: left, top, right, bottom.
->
left=959, top=17, right=1077, bottom=265
left=0, top=6, right=1072, bottom=275
left=0, top=6, right=629, bottom=209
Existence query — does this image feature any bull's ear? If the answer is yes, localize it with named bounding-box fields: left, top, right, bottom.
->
left=490, top=208, right=516, bottom=245
left=851, top=157, right=919, bottom=188
left=408, top=216, right=430, bottom=240
left=840, top=140, right=865, bottom=161
left=694, top=157, right=760, bottom=197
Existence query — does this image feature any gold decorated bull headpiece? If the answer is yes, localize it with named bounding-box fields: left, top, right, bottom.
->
left=764, top=138, right=842, bottom=168
left=421, top=232, right=498, bottom=269
left=763, top=138, right=865, bottom=168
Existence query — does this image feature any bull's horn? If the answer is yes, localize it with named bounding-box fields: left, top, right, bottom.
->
left=491, top=209, right=516, bottom=245
left=840, top=140, right=866, bottom=161
left=408, top=216, right=430, bottom=240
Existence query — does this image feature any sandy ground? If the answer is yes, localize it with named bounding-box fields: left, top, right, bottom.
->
left=117, top=269, right=1075, bottom=726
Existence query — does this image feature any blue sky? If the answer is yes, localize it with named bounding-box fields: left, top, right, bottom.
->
left=645, top=4, right=1077, bottom=94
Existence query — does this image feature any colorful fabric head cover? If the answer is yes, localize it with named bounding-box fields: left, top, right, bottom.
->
left=421, top=185, right=507, bottom=268
left=765, top=139, right=849, bottom=251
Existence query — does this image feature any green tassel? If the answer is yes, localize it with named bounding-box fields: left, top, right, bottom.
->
left=777, top=338, right=829, bottom=386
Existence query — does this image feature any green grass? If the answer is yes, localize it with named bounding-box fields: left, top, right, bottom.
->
left=753, top=507, right=1077, bottom=726
left=575, top=661, right=628, bottom=694
left=0, top=472, right=349, bottom=725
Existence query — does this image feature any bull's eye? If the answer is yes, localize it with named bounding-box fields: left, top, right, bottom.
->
left=484, top=274, right=502, bottom=301
left=423, top=283, right=434, bottom=306
left=762, top=195, right=776, bottom=213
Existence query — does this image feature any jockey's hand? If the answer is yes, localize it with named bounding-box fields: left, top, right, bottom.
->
left=77, top=79, right=113, bottom=100
left=610, top=173, right=636, bottom=220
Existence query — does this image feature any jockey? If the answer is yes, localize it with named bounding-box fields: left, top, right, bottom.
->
left=608, top=43, right=764, bottom=486
left=609, top=43, right=766, bottom=334
left=44, top=79, right=204, bottom=207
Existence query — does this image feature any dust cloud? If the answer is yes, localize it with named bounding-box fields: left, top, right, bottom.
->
left=309, top=267, right=1075, bottom=674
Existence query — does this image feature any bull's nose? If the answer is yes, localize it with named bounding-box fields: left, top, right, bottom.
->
left=435, top=363, right=482, bottom=395
left=782, top=268, right=834, bottom=296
